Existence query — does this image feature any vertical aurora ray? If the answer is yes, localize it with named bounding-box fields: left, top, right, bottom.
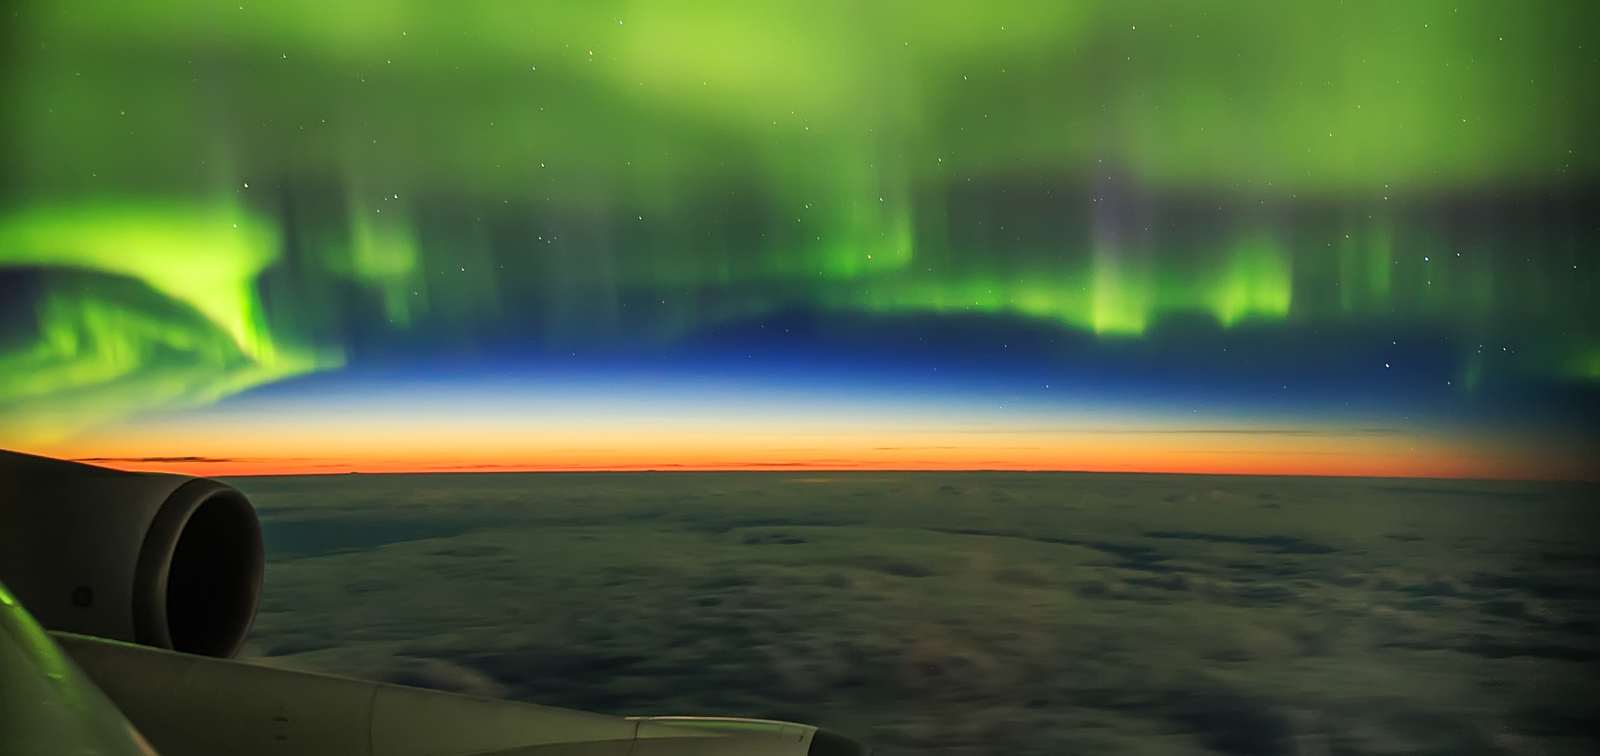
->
left=829, top=225, right=1297, bottom=339
left=341, top=189, right=423, bottom=327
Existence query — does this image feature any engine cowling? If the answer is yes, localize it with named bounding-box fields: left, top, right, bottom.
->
left=0, top=450, right=262, bottom=657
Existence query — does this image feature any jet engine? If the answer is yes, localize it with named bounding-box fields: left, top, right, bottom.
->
left=0, top=450, right=262, bottom=658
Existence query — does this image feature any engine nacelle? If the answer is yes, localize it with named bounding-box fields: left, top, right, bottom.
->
left=0, top=450, right=262, bottom=657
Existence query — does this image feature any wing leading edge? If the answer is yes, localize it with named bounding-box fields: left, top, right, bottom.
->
left=51, top=629, right=864, bottom=756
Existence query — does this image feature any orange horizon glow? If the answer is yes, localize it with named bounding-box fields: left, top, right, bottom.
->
left=69, top=461, right=1592, bottom=483
left=23, top=432, right=1592, bottom=481
left=14, top=401, right=1593, bottom=482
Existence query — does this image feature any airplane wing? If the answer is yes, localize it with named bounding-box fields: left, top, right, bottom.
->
left=0, top=582, right=159, bottom=756
left=0, top=451, right=865, bottom=756
left=54, top=629, right=832, bottom=756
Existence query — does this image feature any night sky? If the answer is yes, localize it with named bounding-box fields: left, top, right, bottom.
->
left=2, top=1, right=1597, bottom=478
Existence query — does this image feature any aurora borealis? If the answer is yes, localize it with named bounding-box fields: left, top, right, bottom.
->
left=1, top=1, right=1597, bottom=478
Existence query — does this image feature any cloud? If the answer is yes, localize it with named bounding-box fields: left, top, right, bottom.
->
left=1123, top=428, right=1400, bottom=436
left=75, top=455, right=238, bottom=463
left=871, top=445, right=1042, bottom=451
left=940, top=427, right=1402, bottom=437
left=421, top=463, right=541, bottom=470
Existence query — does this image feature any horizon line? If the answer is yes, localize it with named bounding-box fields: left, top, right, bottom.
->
left=195, top=466, right=1593, bottom=484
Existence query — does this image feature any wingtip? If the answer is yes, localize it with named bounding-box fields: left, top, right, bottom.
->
left=809, top=728, right=869, bottom=756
